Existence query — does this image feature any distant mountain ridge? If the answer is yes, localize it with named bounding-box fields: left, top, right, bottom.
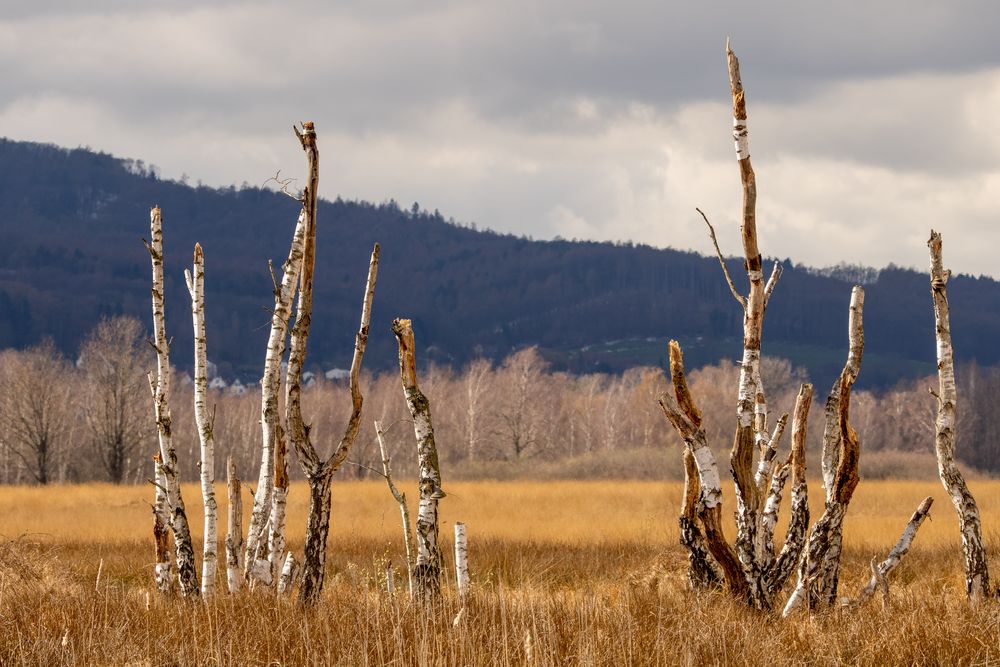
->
left=2, top=137, right=999, bottom=388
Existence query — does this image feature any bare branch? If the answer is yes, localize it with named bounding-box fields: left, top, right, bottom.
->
left=696, top=207, right=746, bottom=309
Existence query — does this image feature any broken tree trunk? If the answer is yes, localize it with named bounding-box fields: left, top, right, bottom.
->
left=928, top=230, right=991, bottom=601
left=225, top=457, right=243, bottom=593
left=783, top=286, right=866, bottom=617
left=145, top=205, right=199, bottom=597
left=678, top=446, right=723, bottom=589
left=392, top=318, right=445, bottom=602
left=184, top=243, right=217, bottom=597
left=376, top=419, right=416, bottom=598
left=852, top=496, right=934, bottom=607
left=244, top=202, right=308, bottom=580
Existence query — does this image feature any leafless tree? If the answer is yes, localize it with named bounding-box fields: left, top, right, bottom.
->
left=78, top=316, right=151, bottom=484
left=0, top=341, right=73, bottom=484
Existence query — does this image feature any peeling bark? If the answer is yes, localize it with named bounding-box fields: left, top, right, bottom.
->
left=184, top=243, right=217, bottom=597
left=376, top=419, right=416, bottom=598
left=277, top=552, right=298, bottom=596
left=145, top=206, right=198, bottom=597
left=679, top=447, right=722, bottom=589
left=225, top=456, right=243, bottom=594
left=392, top=318, right=445, bottom=602
left=267, top=425, right=289, bottom=585
left=928, top=230, right=991, bottom=601
left=784, top=288, right=865, bottom=617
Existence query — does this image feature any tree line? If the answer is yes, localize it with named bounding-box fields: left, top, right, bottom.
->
left=0, top=313, right=993, bottom=486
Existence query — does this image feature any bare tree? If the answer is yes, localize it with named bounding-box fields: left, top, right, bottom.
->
left=463, top=358, right=491, bottom=461
left=392, top=318, right=445, bottom=601
left=0, top=341, right=72, bottom=484
left=496, top=347, right=549, bottom=459
left=928, top=230, right=991, bottom=600
left=78, top=316, right=150, bottom=484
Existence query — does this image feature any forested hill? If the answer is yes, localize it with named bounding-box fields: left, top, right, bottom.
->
left=2, top=137, right=999, bottom=388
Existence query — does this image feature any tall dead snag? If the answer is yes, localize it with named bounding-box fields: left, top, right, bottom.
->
left=244, top=184, right=308, bottom=581
left=783, top=287, right=865, bottom=616
left=392, top=318, right=446, bottom=602
left=928, top=231, right=991, bottom=600
left=225, top=457, right=243, bottom=593
left=184, top=243, right=217, bottom=597
left=283, top=122, right=381, bottom=606
left=145, top=206, right=199, bottom=597
left=266, top=426, right=289, bottom=585
left=661, top=341, right=812, bottom=609
left=376, top=419, right=416, bottom=598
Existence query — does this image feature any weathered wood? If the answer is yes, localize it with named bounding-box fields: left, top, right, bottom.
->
left=375, top=419, right=416, bottom=598
left=267, top=425, right=289, bottom=585
left=146, top=206, right=199, bottom=597
left=679, top=447, right=722, bottom=589
left=783, top=288, right=865, bottom=617
left=392, top=318, right=445, bottom=602
left=225, top=456, right=243, bottom=593
left=277, top=552, right=298, bottom=597
left=184, top=243, right=217, bottom=597
left=852, top=496, right=934, bottom=606
left=928, top=230, right=991, bottom=601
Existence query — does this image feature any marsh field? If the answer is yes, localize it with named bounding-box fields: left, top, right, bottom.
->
left=1, top=479, right=1000, bottom=665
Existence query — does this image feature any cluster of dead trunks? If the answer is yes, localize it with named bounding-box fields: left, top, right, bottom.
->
left=147, top=122, right=469, bottom=607
left=148, top=43, right=991, bottom=615
left=661, top=42, right=988, bottom=615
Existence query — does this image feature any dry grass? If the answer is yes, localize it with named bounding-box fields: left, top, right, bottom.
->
left=2, top=479, right=1000, bottom=665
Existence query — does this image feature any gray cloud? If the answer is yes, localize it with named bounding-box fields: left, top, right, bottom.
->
left=2, top=1, right=1000, bottom=275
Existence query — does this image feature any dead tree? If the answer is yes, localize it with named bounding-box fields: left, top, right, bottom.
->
left=266, top=425, right=289, bottom=585
left=851, top=496, right=933, bottom=607
left=660, top=341, right=811, bottom=609
left=145, top=206, right=199, bottom=597
left=282, top=118, right=382, bottom=607
left=152, top=454, right=174, bottom=594
left=225, top=457, right=243, bottom=593
left=391, top=318, right=446, bottom=602
left=184, top=243, right=218, bottom=597
left=375, top=419, right=416, bottom=598
left=928, top=230, right=991, bottom=600
left=244, top=177, right=308, bottom=581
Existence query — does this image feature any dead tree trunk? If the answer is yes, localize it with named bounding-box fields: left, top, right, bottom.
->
left=225, top=456, right=243, bottom=593
left=145, top=205, right=199, bottom=597
left=678, top=447, right=722, bottom=590
left=184, top=243, right=217, bottom=597
left=392, top=318, right=445, bottom=602
left=375, top=419, right=416, bottom=598
left=152, top=453, right=174, bottom=594
left=244, top=201, right=308, bottom=580
left=267, top=425, right=289, bottom=585
left=928, top=230, right=991, bottom=600
left=783, top=287, right=866, bottom=616
left=454, top=522, right=469, bottom=600
left=852, top=496, right=934, bottom=607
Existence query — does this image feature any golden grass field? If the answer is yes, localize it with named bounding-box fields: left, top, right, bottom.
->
left=3, top=478, right=1000, bottom=665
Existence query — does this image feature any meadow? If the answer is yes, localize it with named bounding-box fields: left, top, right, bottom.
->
left=3, top=478, right=1000, bottom=665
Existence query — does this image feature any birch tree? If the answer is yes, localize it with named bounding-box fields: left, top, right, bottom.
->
left=928, top=230, right=991, bottom=600
left=145, top=205, right=199, bottom=597
left=225, top=457, right=243, bottom=593
left=282, top=121, right=382, bottom=605
left=184, top=243, right=218, bottom=597
left=391, top=318, right=445, bottom=602
left=376, top=418, right=416, bottom=597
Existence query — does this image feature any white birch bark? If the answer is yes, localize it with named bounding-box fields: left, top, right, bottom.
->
left=266, top=426, right=289, bottom=585
left=152, top=454, right=173, bottom=594
left=277, top=552, right=298, bottom=596
left=145, top=206, right=199, bottom=597
left=454, top=522, right=469, bottom=600
left=184, top=243, right=217, bottom=597
left=928, top=231, right=991, bottom=600
left=225, top=456, right=243, bottom=593
left=392, top=318, right=445, bottom=602
left=244, top=209, right=307, bottom=578
left=375, top=419, right=416, bottom=598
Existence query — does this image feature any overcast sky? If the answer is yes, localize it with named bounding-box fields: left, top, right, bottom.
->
left=3, top=1, right=1000, bottom=275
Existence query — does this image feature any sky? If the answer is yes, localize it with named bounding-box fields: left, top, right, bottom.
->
left=2, top=1, right=1000, bottom=276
